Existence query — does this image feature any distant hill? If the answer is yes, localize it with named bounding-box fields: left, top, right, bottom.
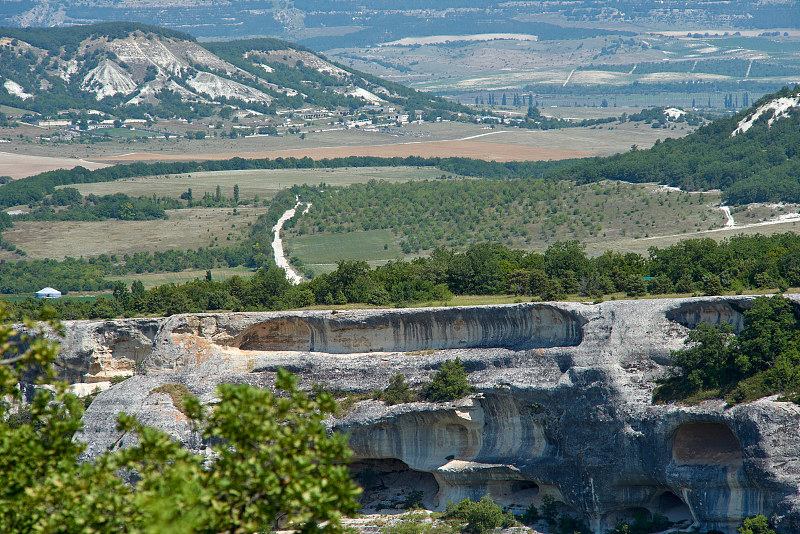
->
left=559, top=85, right=800, bottom=204
left=1, top=0, right=798, bottom=43
left=0, top=22, right=471, bottom=119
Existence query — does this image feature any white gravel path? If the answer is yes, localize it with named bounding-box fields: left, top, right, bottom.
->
left=272, top=197, right=311, bottom=284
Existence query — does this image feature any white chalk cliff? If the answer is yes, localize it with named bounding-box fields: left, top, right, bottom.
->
left=63, top=297, right=800, bottom=533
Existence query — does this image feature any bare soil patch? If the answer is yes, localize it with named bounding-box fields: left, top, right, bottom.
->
left=92, top=139, right=589, bottom=163
left=0, top=151, right=108, bottom=179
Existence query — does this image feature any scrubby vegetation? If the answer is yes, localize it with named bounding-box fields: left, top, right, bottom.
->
left=373, top=373, right=417, bottom=405
left=655, top=294, right=800, bottom=405
left=150, top=383, right=193, bottom=416
left=440, top=496, right=517, bottom=534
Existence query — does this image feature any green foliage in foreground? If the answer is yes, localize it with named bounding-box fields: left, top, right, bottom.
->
left=0, top=307, right=360, bottom=533
left=655, top=294, right=800, bottom=405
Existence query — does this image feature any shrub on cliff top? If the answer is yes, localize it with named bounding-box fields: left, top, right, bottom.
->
left=424, top=358, right=476, bottom=403
left=374, top=372, right=418, bottom=405
left=441, top=496, right=516, bottom=534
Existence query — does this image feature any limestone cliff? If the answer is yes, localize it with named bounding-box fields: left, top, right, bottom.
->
left=69, top=298, right=800, bottom=533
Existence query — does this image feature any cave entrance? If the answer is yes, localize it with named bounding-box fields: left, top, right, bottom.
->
left=235, top=318, right=313, bottom=351
left=672, top=422, right=743, bottom=466
left=510, top=480, right=539, bottom=500
left=350, top=459, right=439, bottom=513
left=653, top=491, right=693, bottom=524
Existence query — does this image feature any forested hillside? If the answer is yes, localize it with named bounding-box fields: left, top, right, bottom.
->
left=559, top=85, right=800, bottom=204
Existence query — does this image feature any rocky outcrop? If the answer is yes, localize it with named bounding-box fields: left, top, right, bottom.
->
left=71, top=297, right=800, bottom=533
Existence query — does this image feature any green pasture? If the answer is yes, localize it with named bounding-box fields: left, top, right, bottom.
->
left=108, top=267, right=257, bottom=290
left=286, top=229, right=407, bottom=273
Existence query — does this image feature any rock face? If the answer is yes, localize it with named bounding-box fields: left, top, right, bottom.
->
left=72, top=297, right=800, bottom=533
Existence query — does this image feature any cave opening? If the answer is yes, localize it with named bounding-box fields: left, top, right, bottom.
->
left=672, top=422, right=743, bottom=466
left=510, top=480, right=540, bottom=501
left=111, top=337, right=152, bottom=363
left=350, top=458, right=439, bottom=512
left=653, top=491, right=693, bottom=523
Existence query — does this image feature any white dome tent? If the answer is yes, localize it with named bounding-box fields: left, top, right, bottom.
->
left=35, top=287, right=62, bottom=299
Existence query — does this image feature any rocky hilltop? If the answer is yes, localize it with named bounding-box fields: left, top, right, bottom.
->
left=65, top=297, right=800, bottom=533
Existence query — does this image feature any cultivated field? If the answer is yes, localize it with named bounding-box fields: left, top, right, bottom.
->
left=336, top=31, right=800, bottom=97
left=95, top=139, right=590, bottom=163
left=67, top=166, right=458, bottom=201
left=0, top=207, right=258, bottom=261
left=0, top=118, right=680, bottom=166
left=0, top=151, right=107, bottom=179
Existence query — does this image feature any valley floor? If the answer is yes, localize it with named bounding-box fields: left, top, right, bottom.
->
left=2, top=119, right=685, bottom=176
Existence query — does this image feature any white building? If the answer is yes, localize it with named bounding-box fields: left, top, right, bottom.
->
left=35, top=287, right=61, bottom=299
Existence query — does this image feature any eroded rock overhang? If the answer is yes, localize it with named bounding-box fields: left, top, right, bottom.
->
left=228, top=304, right=586, bottom=353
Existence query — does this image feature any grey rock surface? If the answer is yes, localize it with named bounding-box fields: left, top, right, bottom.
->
left=72, top=298, right=800, bottom=533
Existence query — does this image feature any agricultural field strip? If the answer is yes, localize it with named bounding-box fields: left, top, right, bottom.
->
left=92, top=131, right=516, bottom=162
left=92, top=141, right=590, bottom=163
left=0, top=152, right=108, bottom=180
left=62, top=167, right=452, bottom=200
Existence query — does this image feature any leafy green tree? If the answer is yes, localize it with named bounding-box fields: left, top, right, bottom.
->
left=738, top=515, right=776, bottom=534
left=735, top=294, right=800, bottom=377
left=0, top=306, right=360, bottom=533
left=425, top=357, right=476, bottom=402
left=655, top=295, right=800, bottom=404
